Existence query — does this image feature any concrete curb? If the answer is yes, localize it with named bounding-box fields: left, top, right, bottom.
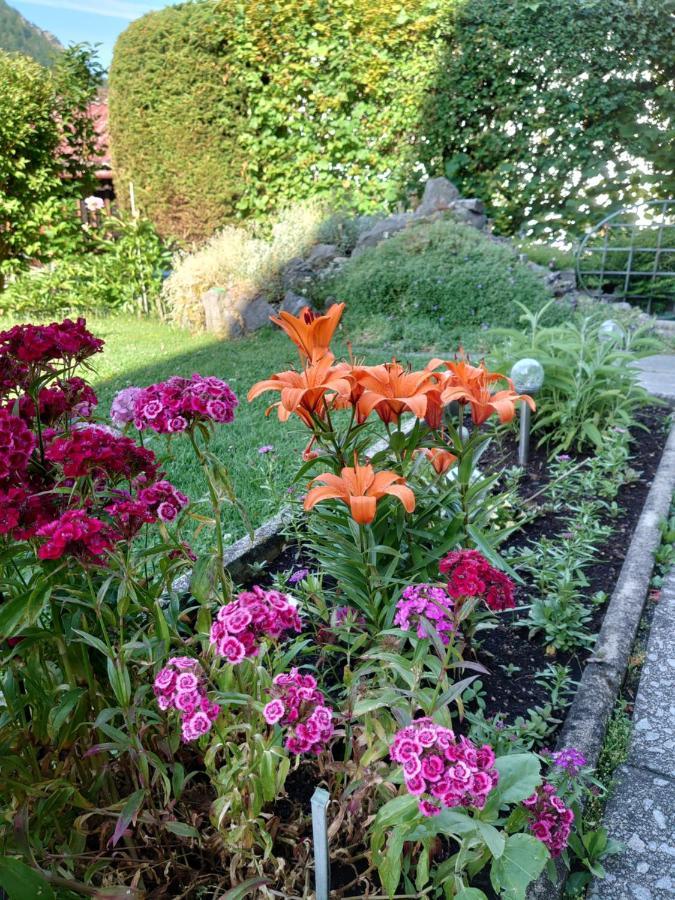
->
left=528, top=419, right=675, bottom=898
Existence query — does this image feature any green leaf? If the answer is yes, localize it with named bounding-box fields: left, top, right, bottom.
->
left=373, top=794, right=419, bottom=830
left=165, top=821, right=200, bottom=839
left=0, top=858, right=55, bottom=899
left=220, top=876, right=270, bottom=899
left=490, top=833, right=549, bottom=900
left=455, top=889, right=489, bottom=900
left=476, top=820, right=506, bottom=859
left=111, top=789, right=145, bottom=848
left=489, top=754, right=541, bottom=806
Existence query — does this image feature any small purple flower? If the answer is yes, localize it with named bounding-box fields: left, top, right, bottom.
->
left=258, top=444, right=275, bottom=454
left=551, top=747, right=587, bottom=775
left=289, top=568, right=309, bottom=585
left=556, top=454, right=571, bottom=462
left=110, top=386, right=142, bottom=428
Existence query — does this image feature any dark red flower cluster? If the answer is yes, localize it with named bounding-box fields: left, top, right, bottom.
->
left=523, top=783, right=574, bottom=856
left=0, top=356, right=28, bottom=397
left=45, top=426, right=158, bottom=481
left=0, top=483, right=59, bottom=539
left=0, top=318, right=103, bottom=366
left=105, top=496, right=158, bottom=539
left=439, top=549, right=516, bottom=612
left=0, top=408, right=36, bottom=484
left=133, top=374, right=238, bottom=434
left=13, top=378, right=98, bottom=425
left=36, top=509, right=115, bottom=561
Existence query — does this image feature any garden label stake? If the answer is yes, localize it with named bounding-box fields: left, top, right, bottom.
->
left=311, top=787, right=331, bottom=900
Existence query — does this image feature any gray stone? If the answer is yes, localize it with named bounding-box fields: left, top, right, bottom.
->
left=281, top=256, right=315, bottom=293
left=634, top=355, right=675, bottom=403
left=201, top=288, right=244, bottom=339
left=223, top=507, right=293, bottom=583
left=414, top=176, right=461, bottom=217
left=306, top=243, right=339, bottom=270
left=627, top=568, right=675, bottom=779
left=281, top=290, right=310, bottom=316
left=588, top=766, right=675, bottom=898
left=448, top=199, right=487, bottom=229
left=352, top=212, right=413, bottom=255
left=240, top=295, right=274, bottom=332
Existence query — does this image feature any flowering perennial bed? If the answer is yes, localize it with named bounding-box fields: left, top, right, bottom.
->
left=0, top=307, right=666, bottom=898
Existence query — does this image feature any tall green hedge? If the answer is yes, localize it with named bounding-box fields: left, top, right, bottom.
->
left=420, top=0, right=675, bottom=239
left=110, top=0, right=674, bottom=243
left=109, top=0, right=445, bottom=241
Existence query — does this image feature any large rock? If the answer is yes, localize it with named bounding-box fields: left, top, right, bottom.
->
left=448, top=198, right=487, bottom=230
left=414, top=177, right=461, bottom=217
left=306, top=243, right=339, bottom=270
left=239, top=295, right=275, bottom=332
left=201, top=288, right=243, bottom=339
left=352, top=212, right=413, bottom=255
left=281, top=290, right=310, bottom=316
left=281, top=256, right=315, bottom=293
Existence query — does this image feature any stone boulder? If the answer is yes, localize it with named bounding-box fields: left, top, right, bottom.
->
left=414, top=177, right=461, bottom=217
left=448, top=198, right=487, bottom=230
left=281, top=290, right=310, bottom=316
left=201, top=288, right=243, bottom=339
left=352, top=212, right=413, bottom=256
left=306, top=243, right=340, bottom=270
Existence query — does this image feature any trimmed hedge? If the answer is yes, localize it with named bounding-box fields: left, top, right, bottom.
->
left=420, top=0, right=675, bottom=239
left=318, top=219, right=561, bottom=350
left=109, top=0, right=445, bottom=241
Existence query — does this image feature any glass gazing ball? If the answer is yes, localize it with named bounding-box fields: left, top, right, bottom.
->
left=598, top=319, right=625, bottom=345
left=510, top=358, right=544, bottom=394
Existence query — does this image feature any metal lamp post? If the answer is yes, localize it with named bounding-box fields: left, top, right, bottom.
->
left=510, top=358, right=545, bottom=467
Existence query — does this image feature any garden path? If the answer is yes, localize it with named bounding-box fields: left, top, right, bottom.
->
left=588, top=566, right=675, bottom=898
left=634, top=354, right=675, bottom=402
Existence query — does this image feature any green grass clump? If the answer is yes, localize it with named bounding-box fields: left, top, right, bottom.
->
left=320, top=219, right=563, bottom=353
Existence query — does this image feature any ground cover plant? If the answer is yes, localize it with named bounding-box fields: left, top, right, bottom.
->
left=0, top=305, right=667, bottom=898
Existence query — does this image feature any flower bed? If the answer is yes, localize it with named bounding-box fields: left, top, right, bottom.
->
left=0, top=308, right=669, bottom=899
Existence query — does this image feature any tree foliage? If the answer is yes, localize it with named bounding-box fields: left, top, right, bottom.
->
left=108, top=0, right=445, bottom=241
left=420, top=0, right=675, bottom=239
left=0, top=45, right=103, bottom=284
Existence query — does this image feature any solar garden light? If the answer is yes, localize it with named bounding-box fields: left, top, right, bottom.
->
left=311, top=786, right=331, bottom=900
left=598, top=319, right=626, bottom=346
left=510, top=358, right=545, bottom=467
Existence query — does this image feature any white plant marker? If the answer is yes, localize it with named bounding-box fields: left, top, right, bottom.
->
left=311, top=786, right=331, bottom=900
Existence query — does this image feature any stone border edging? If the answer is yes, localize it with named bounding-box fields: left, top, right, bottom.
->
left=529, top=417, right=675, bottom=897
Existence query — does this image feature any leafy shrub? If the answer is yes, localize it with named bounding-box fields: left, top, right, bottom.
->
left=319, top=219, right=561, bottom=349
left=490, top=302, right=660, bottom=454
left=108, top=0, right=445, bottom=240
left=419, top=0, right=674, bottom=239
left=0, top=46, right=102, bottom=284
left=3, top=212, right=171, bottom=316
left=164, top=202, right=329, bottom=330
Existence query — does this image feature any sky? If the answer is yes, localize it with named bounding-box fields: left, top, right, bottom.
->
left=11, top=0, right=179, bottom=68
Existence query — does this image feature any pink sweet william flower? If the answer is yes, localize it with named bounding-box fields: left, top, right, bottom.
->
left=523, top=783, right=573, bottom=857
left=439, top=549, right=515, bottom=612
left=263, top=668, right=333, bottom=755
left=133, top=374, right=238, bottom=434
left=37, top=509, right=115, bottom=561
left=0, top=317, right=103, bottom=367
left=110, top=387, right=142, bottom=428
left=153, top=657, right=219, bottom=743
left=390, top=719, right=499, bottom=817
left=394, top=583, right=456, bottom=644
left=210, top=586, right=302, bottom=663
left=138, top=480, right=189, bottom=523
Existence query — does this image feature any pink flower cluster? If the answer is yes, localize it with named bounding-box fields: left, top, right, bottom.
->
left=46, top=426, right=158, bottom=482
left=133, top=374, right=238, bottom=434
left=36, top=509, right=114, bottom=561
left=0, top=408, right=36, bottom=484
left=110, top=386, right=142, bottom=428
left=263, top=668, right=334, bottom=755
left=153, top=657, right=220, bottom=742
left=439, top=549, right=516, bottom=612
left=394, top=583, right=456, bottom=644
left=0, top=318, right=103, bottom=366
left=210, top=586, right=302, bottom=664
left=390, top=719, right=499, bottom=817
left=523, top=783, right=574, bottom=857
left=137, top=479, right=189, bottom=524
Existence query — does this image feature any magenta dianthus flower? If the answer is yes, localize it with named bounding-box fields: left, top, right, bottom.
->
left=394, top=583, right=456, bottom=644
left=133, top=374, right=238, bottom=434
left=210, top=586, right=302, bottom=663
left=263, top=667, right=333, bottom=755
left=153, top=656, right=219, bottom=743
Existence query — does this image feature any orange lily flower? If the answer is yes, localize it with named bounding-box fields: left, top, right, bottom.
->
left=270, top=303, right=345, bottom=362
left=247, top=355, right=352, bottom=426
left=354, top=362, right=438, bottom=425
left=440, top=360, right=535, bottom=426
left=417, top=447, right=457, bottom=475
left=304, top=459, right=416, bottom=525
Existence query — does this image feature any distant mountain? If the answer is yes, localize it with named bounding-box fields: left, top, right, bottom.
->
left=0, top=0, right=62, bottom=66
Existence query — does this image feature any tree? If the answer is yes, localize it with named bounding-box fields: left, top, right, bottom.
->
left=0, top=45, right=102, bottom=287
